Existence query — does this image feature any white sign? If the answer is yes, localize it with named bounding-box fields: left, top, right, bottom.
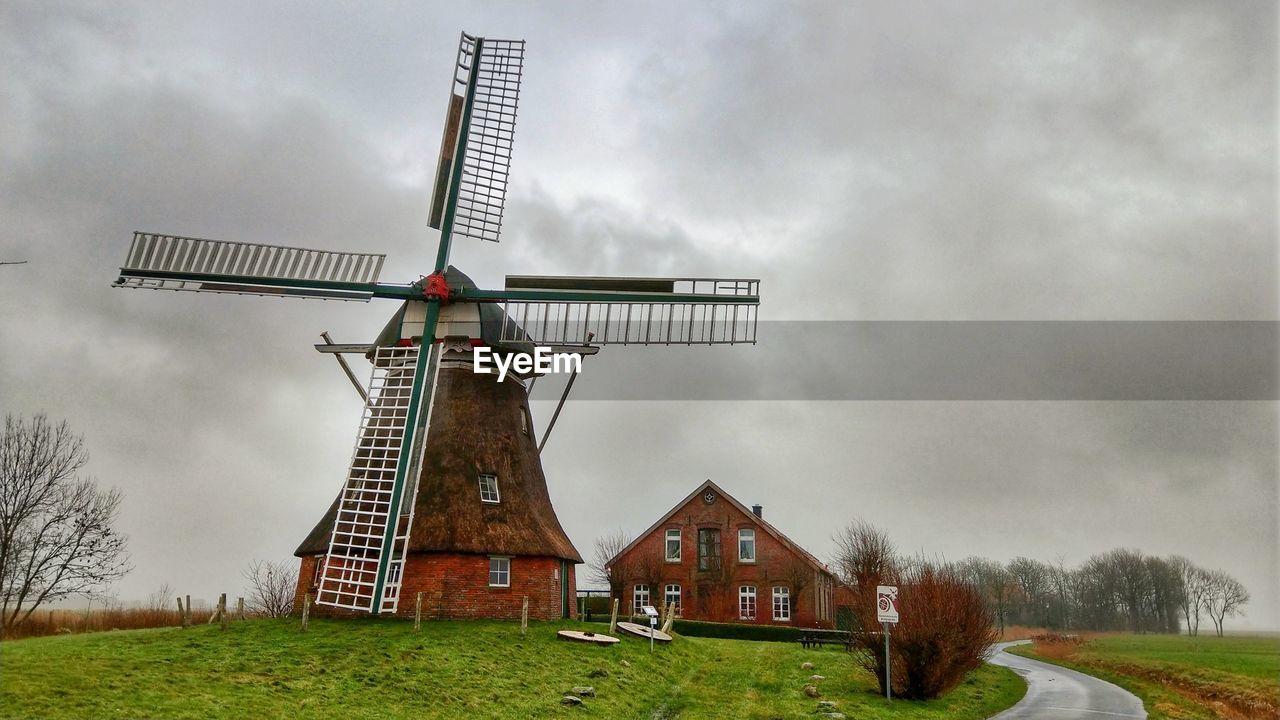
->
left=641, top=605, right=659, bottom=618
left=876, top=585, right=899, bottom=624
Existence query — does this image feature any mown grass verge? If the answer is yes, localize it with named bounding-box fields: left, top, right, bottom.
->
left=1, top=617, right=1025, bottom=719
left=1009, top=633, right=1280, bottom=720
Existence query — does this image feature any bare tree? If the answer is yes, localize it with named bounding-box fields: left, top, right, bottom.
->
left=1170, top=555, right=1211, bottom=636
left=589, top=529, right=633, bottom=600
left=146, top=583, right=175, bottom=612
left=832, top=519, right=896, bottom=591
left=777, top=553, right=814, bottom=614
left=958, top=557, right=1020, bottom=637
left=1202, top=569, right=1249, bottom=637
left=242, top=559, right=297, bottom=618
left=0, top=415, right=130, bottom=633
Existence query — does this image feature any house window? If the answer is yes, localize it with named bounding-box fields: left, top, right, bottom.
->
left=738, top=528, right=756, bottom=563
left=489, top=557, right=510, bottom=587
left=665, top=529, right=681, bottom=562
left=739, top=585, right=757, bottom=620
left=773, top=586, right=791, bottom=621
left=312, top=555, right=324, bottom=586
left=633, top=584, right=650, bottom=615
left=478, top=473, right=500, bottom=503
left=697, top=528, right=721, bottom=571
left=664, top=584, right=681, bottom=613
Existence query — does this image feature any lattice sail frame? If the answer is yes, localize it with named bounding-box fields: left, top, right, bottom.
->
left=316, top=346, right=424, bottom=613
left=113, top=232, right=385, bottom=301
left=447, top=33, right=524, bottom=244
left=498, top=279, right=760, bottom=346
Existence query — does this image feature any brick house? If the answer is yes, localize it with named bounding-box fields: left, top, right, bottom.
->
left=292, top=270, right=581, bottom=620
left=607, top=480, right=837, bottom=628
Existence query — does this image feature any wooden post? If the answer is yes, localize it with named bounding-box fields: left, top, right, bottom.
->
left=236, top=597, right=245, bottom=621
left=608, top=597, right=619, bottom=635
left=217, top=594, right=227, bottom=630
left=185, top=595, right=192, bottom=628
left=662, top=601, right=675, bottom=634
left=47, top=609, right=54, bottom=630
left=301, top=593, right=311, bottom=632
left=520, top=596, right=529, bottom=635
left=414, top=592, right=423, bottom=631
left=176, top=598, right=185, bottom=628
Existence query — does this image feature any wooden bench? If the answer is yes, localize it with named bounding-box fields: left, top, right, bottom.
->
left=798, top=628, right=854, bottom=651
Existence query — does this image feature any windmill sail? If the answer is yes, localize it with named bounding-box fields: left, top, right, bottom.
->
left=493, top=276, right=760, bottom=345
left=428, top=33, right=525, bottom=244
left=113, top=233, right=385, bottom=301
left=315, top=345, right=426, bottom=613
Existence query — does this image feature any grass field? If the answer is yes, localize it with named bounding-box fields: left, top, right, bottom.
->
left=1011, top=633, right=1280, bottom=720
left=0, top=618, right=1025, bottom=719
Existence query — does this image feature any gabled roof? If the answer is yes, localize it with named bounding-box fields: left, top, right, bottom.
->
left=607, top=479, right=834, bottom=577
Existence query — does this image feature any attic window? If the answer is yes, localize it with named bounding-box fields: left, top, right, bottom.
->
left=738, top=529, right=756, bottom=563
left=520, top=407, right=529, bottom=436
left=479, top=473, right=500, bottom=503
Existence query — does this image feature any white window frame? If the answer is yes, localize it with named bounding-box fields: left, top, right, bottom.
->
left=664, top=583, right=681, bottom=613
left=772, top=586, right=791, bottom=622
left=633, top=584, right=650, bottom=615
left=478, top=473, right=500, bottom=504
left=665, top=528, right=682, bottom=562
left=739, top=585, right=757, bottom=620
left=488, top=556, right=510, bottom=587
left=738, top=528, right=756, bottom=563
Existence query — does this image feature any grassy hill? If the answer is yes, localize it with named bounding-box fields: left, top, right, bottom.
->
left=1011, top=633, right=1280, bottom=720
left=1, top=618, right=1024, bottom=719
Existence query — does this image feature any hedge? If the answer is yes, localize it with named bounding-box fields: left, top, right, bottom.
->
left=671, top=619, right=805, bottom=643
left=579, top=617, right=805, bottom=643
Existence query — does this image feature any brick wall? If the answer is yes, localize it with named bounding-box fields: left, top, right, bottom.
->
left=295, top=553, right=575, bottom=620
left=614, top=490, right=835, bottom=628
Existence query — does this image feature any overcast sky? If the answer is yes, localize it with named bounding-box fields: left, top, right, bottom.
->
left=1, top=1, right=1276, bottom=628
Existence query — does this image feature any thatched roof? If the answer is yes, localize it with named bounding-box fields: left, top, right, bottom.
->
left=296, top=365, right=582, bottom=561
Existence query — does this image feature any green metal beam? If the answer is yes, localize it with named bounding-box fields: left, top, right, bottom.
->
left=116, top=269, right=424, bottom=300
left=453, top=287, right=760, bottom=305
left=433, top=37, right=485, bottom=275
left=369, top=302, right=440, bottom=612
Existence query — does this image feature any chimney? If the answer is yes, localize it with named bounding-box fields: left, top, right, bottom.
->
left=751, top=504, right=763, bottom=519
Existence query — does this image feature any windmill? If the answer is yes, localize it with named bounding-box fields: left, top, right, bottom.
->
left=112, top=32, right=759, bottom=617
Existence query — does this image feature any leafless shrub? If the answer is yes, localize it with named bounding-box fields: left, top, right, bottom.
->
left=838, top=520, right=994, bottom=700
left=242, top=559, right=297, bottom=618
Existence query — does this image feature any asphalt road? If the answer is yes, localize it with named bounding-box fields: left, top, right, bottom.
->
left=987, top=640, right=1147, bottom=719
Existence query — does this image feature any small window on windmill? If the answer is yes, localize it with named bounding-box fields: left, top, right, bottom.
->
left=489, top=557, right=510, bottom=587
left=520, top=406, right=529, bottom=436
left=479, top=473, right=500, bottom=503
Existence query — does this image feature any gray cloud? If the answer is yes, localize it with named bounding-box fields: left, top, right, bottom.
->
left=1, top=1, right=1274, bottom=627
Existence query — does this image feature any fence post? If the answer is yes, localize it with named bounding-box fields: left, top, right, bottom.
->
left=609, top=597, right=619, bottom=635
left=219, top=594, right=228, bottom=631
left=301, top=593, right=311, bottom=632
left=414, top=592, right=423, bottom=631
left=236, top=597, right=245, bottom=621
left=521, top=596, right=529, bottom=635
left=184, top=595, right=192, bottom=628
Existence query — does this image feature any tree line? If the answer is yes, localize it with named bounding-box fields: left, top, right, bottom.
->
left=867, top=547, right=1248, bottom=637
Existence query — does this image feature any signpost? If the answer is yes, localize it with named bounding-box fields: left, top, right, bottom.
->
left=641, top=605, right=659, bottom=653
left=876, top=585, right=899, bottom=700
